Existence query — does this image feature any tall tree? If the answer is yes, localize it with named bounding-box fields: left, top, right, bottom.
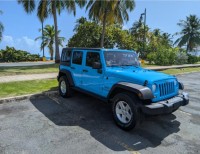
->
left=73, top=17, right=87, bottom=31
left=162, top=32, right=173, bottom=46
left=174, top=15, right=200, bottom=52
left=18, top=0, right=86, bottom=63
left=86, top=0, right=135, bottom=48
left=35, top=25, right=65, bottom=60
left=0, top=10, right=4, bottom=42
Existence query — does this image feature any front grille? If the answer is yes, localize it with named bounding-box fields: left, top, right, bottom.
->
left=159, top=81, right=175, bottom=97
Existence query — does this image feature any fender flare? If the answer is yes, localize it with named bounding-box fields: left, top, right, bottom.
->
left=108, top=82, right=154, bottom=100
left=179, top=82, right=184, bottom=90
left=58, top=70, right=74, bottom=87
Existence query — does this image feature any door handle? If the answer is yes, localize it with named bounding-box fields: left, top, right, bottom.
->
left=71, top=67, right=75, bottom=69
left=83, top=69, right=88, bottom=72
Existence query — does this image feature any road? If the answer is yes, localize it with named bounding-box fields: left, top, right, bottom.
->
left=0, top=61, right=54, bottom=67
left=0, top=73, right=200, bottom=154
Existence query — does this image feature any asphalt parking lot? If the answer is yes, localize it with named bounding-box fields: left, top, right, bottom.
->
left=0, top=72, right=200, bottom=154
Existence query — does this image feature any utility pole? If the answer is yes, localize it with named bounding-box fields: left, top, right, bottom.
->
left=139, top=8, right=147, bottom=59
left=143, top=8, right=146, bottom=55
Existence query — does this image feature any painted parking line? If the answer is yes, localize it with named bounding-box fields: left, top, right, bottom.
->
left=179, top=110, right=192, bottom=116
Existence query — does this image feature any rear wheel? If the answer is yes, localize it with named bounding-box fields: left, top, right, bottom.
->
left=59, top=76, right=72, bottom=98
left=112, top=93, right=140, bottom=130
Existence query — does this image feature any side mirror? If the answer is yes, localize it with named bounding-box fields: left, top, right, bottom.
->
left=92, top=62, right=102, bottom=69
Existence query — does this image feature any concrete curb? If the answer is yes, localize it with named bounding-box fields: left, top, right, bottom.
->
left=0, top=91, right=58, bottom=104
left=147, top=64, right=200, bottom=71
left=175, top=71, right=200, bottom=76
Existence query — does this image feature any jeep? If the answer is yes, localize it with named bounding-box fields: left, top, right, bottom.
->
left=57, top=48, right=189, bottom=130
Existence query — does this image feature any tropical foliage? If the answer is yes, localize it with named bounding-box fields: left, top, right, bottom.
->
left=174, top=15, right=200, bottom=52
left=67, top=20, right=136, bottom=49
left=68, top=17, right=200, bottom=65
left=35, top=25, right=65, bottom=60
left=147, top=47, right=178, bottom=65
left=3, top=1, right=200, bottom=65
left=86, top=0, right=135, bottom=47
left=0, top=46, right=40, bottom=62
left=18, top=0, right=86, bottom=63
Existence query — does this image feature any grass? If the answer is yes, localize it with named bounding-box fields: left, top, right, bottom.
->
left=141, top=63, right=159, bottom=68
left=0, top=65, right=200, bottom=99
left=0, top=79, right=58, bottom=98
left=0, top=64, right=59, bottom=76
left=160, top=67, right=200, bottom=75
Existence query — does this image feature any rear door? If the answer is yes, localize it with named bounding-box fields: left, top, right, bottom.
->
left=70, top=50, right=84, bottom=86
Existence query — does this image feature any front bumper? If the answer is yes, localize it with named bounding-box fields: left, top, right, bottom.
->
left=141, top=92, right=189, bottom=115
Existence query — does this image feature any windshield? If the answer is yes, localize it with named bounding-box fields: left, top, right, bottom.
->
left=104, top=51, right=139, bottom=67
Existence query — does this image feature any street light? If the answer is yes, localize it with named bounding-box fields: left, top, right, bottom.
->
left=139, top=8, right=146, bottom=58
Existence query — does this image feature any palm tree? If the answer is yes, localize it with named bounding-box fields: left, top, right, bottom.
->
left=86, top=0, right=135, bottom=47
left=35, top=25, right=65, bottom=60
left=18, top=0, right=86, bottom=63
left=153, top=28, right=162, bottom=37
left=73, top=17, right=87, bottom=32
left=162, top=33, right=173, bottom=46
left=174, top=15, right=200, bottom=52
left=129, top=21, right=142, bottom=35
left=0, top=10, right=4, bottom=42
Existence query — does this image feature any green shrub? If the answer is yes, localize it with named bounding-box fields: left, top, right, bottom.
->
left=0, top=46, right=40, bottom=62
left=147, top=46, right=177, bottom=66
left=175, top=52, right=188, bottom=65
left=187, top=54, right=199, bottom=64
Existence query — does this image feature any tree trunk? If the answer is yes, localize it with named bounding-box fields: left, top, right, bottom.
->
left=50, top=52, right=53, bottom=60
left=49, top=46, right=53, bottom=60
left=52, top=1, right=60, bottom=63
left=100, top=12, right=107, bottom=48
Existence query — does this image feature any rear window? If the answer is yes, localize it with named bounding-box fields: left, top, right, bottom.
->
left=72, top=51, right=83, bottom=65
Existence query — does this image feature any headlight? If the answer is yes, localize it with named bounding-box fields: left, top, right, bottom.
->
left=152, top=84, right=157, bottom=92
left=174, top=80, right=178, bottom=86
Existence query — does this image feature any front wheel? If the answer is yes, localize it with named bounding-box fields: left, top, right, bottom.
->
left=112, top=93, right=140, bottom=130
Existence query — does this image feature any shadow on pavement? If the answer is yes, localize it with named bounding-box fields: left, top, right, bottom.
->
left=30, top=92, right=180, bottom=151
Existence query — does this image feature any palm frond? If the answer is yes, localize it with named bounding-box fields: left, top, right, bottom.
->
left=18, top=0, right=36, bottom=13
left=37, top=0, right=49, bottom=22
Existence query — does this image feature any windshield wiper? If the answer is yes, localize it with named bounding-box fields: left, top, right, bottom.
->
left=120, top=64, right=133, bottom=66
left=120, top=65, right=139, bottom=68
left=107, top=64, right=119, bottom=67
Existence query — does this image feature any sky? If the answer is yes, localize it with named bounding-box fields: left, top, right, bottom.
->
left=0, top=0, right=199, bottom=57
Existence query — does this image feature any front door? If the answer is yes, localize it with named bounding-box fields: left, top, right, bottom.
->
left=80, top=51, right=104, bottom=95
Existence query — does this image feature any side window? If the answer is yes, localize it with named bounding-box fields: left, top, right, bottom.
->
left=86, top=52, right=101, bottom=67
left=61, top=49, right=71, bottom=62
left=72, top=51, right=83, bottom=65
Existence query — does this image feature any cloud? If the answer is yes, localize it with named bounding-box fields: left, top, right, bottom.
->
left=0, top=35, right=41, bottom=55
left=3, top=35, right=14, bottom=46
left=0, top=35, right=66, bottom=57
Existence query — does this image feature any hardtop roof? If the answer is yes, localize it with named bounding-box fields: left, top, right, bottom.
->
left=63, top=47, right=135, bottom=52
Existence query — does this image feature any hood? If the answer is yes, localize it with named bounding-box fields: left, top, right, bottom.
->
left=105, top=66, right=175, bottom=85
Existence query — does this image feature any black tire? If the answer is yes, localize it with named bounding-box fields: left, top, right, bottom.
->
left=59, top=76, right=72, bottom=98
left=112, top=92, right=140, bottom=131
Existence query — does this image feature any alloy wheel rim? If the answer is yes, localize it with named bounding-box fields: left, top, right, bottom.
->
left=115, top=101, right=132, bottom=124
left=60, top=81, right=67, bottom=94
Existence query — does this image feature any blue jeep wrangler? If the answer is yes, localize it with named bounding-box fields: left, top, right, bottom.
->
left=58, top=48, right=189, bottom=130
